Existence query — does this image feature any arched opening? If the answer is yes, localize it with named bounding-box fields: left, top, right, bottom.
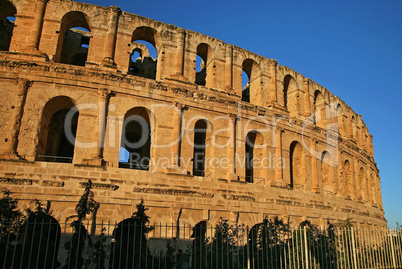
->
left=245, top=131, right=264, bottom=183
left=18, top=215, right=61, bottom=268
left=0, top=1, right=16, bottom=51
left=110, top=218, right=151, bottom=269
left=128, top=27, right=158, bottom=79
left=119, top=107, right=151, bottom=170
left=56, top=11, right=91, bottom=66
left=195, top=43, right=212, bottom=86
left=191, top=221, right=208, bottom=268
left=314, top=90, right=325, bottom=128
left=283, top=75, right=299, bottom=116
left=321, top=151, right=335, bottom=193
left=343, top=160, right=353, bottom=198
left=242, top=59, right=261, bottom=105
left=349, top=115, right=356, bottom=139
left=289, top=141, right=304, bottom=189
left=36, top=96, right=78, bottom=163
left=359, top=167, right=368, bottom=201
left=193, top=119, right=207, bottom=177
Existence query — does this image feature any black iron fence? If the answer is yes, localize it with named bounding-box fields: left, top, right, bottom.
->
left=1, top=220, right=401, bottom=269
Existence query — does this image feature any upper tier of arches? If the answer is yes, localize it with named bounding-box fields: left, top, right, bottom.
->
left=0, top=0, right=374, bottom=156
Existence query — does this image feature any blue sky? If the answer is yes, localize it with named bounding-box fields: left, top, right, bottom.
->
left=77, top=0, right=402, bottom=228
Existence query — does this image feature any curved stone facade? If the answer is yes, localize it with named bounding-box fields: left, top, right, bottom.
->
left=0, top=0, right=386, bottom=228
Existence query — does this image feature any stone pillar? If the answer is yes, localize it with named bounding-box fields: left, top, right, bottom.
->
left=96, top=88, right=111, bottom=159
left=274, top=127, right=285, bottom=186
left=303, top=78, right=311, bottom=117
left=225, top=45, right=233, bottom=91
left=167, top=102, right=186, bottom=172
left=269, top=60, right=278, bottom=104
left=175, top=30, right=186, bottom=75
left=311, top=139, right=320, bottom=192
left=0, top=78, right=31, bottom=159
left=24, top=0, right=48, bottom=55
left=102, top=6, right=121, bottom=67
left=227, top=113, right=237, bottom=180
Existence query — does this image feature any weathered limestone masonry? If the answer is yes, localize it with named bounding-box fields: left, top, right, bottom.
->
left=0, top=0, right=386, bottom=229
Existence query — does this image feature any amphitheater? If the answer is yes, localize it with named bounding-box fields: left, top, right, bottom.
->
left=0, top=0, right=386, bottom=229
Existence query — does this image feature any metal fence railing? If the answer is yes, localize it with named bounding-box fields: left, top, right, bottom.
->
left=1, top=220, right=401, bottom=269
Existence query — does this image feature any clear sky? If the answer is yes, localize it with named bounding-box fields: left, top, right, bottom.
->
left=77, top=0, right=402, bottom=228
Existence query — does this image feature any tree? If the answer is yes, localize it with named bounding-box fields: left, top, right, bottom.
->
left=63, top=180, right=99, bottom=269
left=0, top=190, right=23, bottom=268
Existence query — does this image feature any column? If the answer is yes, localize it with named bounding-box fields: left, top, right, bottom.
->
left=168, top=102, right=186, bottom=170
left=226, top=114, right=237, bottom=179
left=303, top=78, right=311, bottom=117
left=311, top=139, right=320, bottom=192
left=175, top=30, right=186, bottom=76
left=225, top=45, right=233, bottom=90
left=1, top=78, right=31, bottom=158
left=96, top=88, right=111, bottom=159
left=274, top=127, right=283, bottom=184
left=269, top=60, right=278, bottom=104
left=26, top=0, right=48, bottom=52
left=102, top=6, right=121, bottom=66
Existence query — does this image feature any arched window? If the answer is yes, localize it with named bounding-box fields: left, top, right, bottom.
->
left=359, top=167, right=368, bottom=201
left=314, top=90, right=325, bottom=128
left=289, top=141, right=304, bottom=189
left=56, top=11, right=91, bottom=66
left=321, top=151, right=335, bottom=193
left=0, top=1, right=16, bottom=51
left=245, top=131, right=264, bottom=183
left=119, top=107, right=151, bottom=170
left=195, top=43, right=212, bottom=86
left=241, top=59, right=261, bottom=105
left=343, top=160, right=353, bottom=198
left=193, top=120, right=207, bottom=177
left=283, top=75, right=299, bottom=116
left=128, top=27, right=158, bottom=79
left=36, top=96, right=78, bottom=163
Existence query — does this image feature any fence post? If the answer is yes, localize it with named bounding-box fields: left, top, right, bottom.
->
left=247, top=226, right=251, bottom=269
left=304, top=226, right=309, bottom=269
left=389, top=230, right=397, bottom=269
left=350, top=227, right=358, bottom=269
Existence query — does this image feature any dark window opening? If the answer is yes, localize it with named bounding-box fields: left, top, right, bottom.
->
left=40, top=108, right=78, bottom=163
left=119, top=108, right=151, bottom=170
left=0, top=17, right=14, bottom=51
left=245, top=132, right=256, bottom=183
left=195, top=54, right=206, bottom=86
left=193, top=120, right=207, bottom=177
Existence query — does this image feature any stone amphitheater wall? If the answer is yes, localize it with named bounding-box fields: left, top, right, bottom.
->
left=0, top=0, right=386, bottom=229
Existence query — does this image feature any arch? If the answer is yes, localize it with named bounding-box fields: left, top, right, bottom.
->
left=55, top=11, right=91, bottom=65
left=0, top=0, right=16, bottom=51
left=321, top=151, right=335, bottom=193
left=195, top=43, right=213, bottom=87
left=110, top=218, right=151, bottom=269
left=349, top=115, right=356, bottom=139
left=245, top=131, right=265, bottom=183
left=119, top=107, right=151, bottom=170
left=289, top=141, right=304, bottom=189
left=36, top=96, right=78, bottom=163
left=242, top=58, right=261, bottom=105
left=314, top=90, right=325, bottom=128
left=370, top=173, right=376, bottom=205
left=128, top=26, right=159, bottom=79
left=283, top=75, right=300, bottom=116
left=191, top=220, right=208, bottom=268
left=343, top=160, right=353, bottom=198
left=336, top=103, right=346, bottom=136
left=193, top=119, right=208, bottom=176
left=18, top=215, right=61, bottom=268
